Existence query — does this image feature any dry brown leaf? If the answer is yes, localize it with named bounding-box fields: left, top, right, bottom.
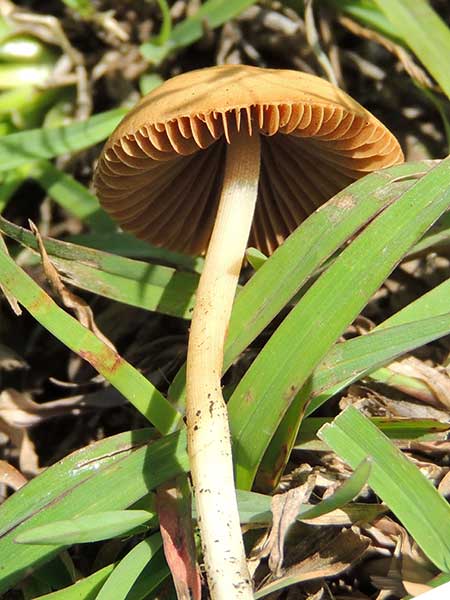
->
left=156, top=477, right=201, bottom=600
left=304, top=0, right=338, bottom=86
left=363, top=516, right=403, bottom=556
left=19, top=431, right=40, bottom=477
left=0, top=388, right=99, bottom=428
left=340, top=387, right=450, bottom=422
left=338, top=16, right=436, bottom=90
left=0, top=459, right=27, bottom=491
left=402, top=581, right=432, bottom=597
left=261, top=476, right=317, bottom=577
left=287, top=580, right=336, bottom=600
left=364, top=517, right=436, bottom=596
left=256, top=527, right=370, bottom=597
left=388, top=358, right=450, bottom=409
left=0, top=415, right=40, bottom=479
left=29, top=221, right=115, bottom=351
left=301, top=503, right=387, bottom=527
left=397, top=528, right=436, bottom=592
left=0, top=344, right=27, bottom=372
left=438, top=470, right=450, bottom=496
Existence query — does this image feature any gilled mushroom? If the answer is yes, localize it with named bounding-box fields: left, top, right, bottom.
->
left=94, top=65, right=403, bottom=599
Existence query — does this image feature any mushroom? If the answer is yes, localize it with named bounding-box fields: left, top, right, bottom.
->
left=94, top=65, right=403, bottom=599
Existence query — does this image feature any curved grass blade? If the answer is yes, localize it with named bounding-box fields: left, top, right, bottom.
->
left=296, top=417, right=450, bottom=450
left=96, top=535, right=166, bottom=600
left=305, top=277, right=450, bottom=416
left=15, top=511, right=154, bottom=545
left=141, top=0, right=257, bottom=63
left=259, top=310, right=450, bottom=488
left=168, top=161, right=434, bottom=405
left=0, top=429, right=188, bottom=594
left=231, top=278, right=450, bottom=488
left=373, top=0, right=450, bottom=99
left=229, top=157, right=450, bottom=489
left=242, top=459, right=373, bottom=525
left=0, top=108, right=126, bottom=171
left=225, top=164, right=431, bottom=369
left=61, top=0, right=95, bottom=18
left=409, top=210, right=450, bottom=257
left=237, top=460, right=373, bottom=524
left=298, top=459, right=372, bottom=520
left=153, top=0, right=172, bottom=46
left=34, top=564, right=115, bottom=600
left=122, top=549, right=170, bottom=600
left=324, top=0, right=401, bottom=41
left=0, top=245, right=183, bottom=432
left=68, top=231, right=203, bottom=271
left=308, top=313, right=450, bottom=412
left=0, top=216, right=198, bottom=318
left=318, top=406, right=450, bottom=572
left=53, top=256, right=197, bottom=318
left=29, top=161, right=115, bottom=232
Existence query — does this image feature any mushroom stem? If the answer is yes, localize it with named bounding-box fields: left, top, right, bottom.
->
left=186, top=128, right=261, bottom=599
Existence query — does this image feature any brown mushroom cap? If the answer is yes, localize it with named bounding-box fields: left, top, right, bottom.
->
left=94, top=64, right=403, bottom=256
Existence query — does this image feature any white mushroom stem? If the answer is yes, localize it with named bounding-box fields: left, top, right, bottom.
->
left=186, top=128, right=261, bottom=599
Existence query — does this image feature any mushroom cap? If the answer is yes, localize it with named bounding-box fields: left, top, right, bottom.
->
left=94, top=65, right=404, bottom=256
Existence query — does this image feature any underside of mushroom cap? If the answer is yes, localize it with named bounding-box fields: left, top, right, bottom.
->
left=94, top=64, right=404, bottom=256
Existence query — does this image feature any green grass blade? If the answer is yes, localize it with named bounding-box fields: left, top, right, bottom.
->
left=305, top=278, right=450, bottom=415
left=96, top=535, right=165, bottom=600
left=297, top=417, right=450, bottom=449
left=28, top=555, right=75, bottom=596
left=122, top=549, right=169, bottom=600
left=306, top=312, right=450, bottom=415
left=245, top=247, right=268, bottom=271
left=0, top=245, right=183, bottom=432
left=141, top=0, right=257, bottom=63
left=258, top=280, right=450, bottom=487
left=410, top=210, right=450, bottom=257
left=29, top=161, right=116, bottom=232
left=0, top=216, right=198, bottom=319
left=68, top=231, right=203, bottom=271
left=0, top=430, right=155, bottom=537
left=15, top=511, right=154, bottom=545
left=53, top=256, right=196, bottom=318
left=0, top=108, right=126, bottom=171
left=153, top=0, right=172, bottom=46
left=35, top=564, right=115, bottom=600
left=297, top=458, right=372, bottom=520
left=372, top=0, right=450, bottom=99
left=61, top=0, right=95, bottom=18
left=229, top=157, right=450, bottom=489
left=234, top=490, right=273, bottom=525
left=0, top=429, right=188, bottom=594
left=237, top=463, right=373, bottom=523
left=225, top=164, right=430, bottom=373
left=169, top=161, right=434, bottom=405
left=318, top=406, right=450, bottom=571
left=323, top=0, right=401, bottom=41
left=379, top=278, right=450, bottom=327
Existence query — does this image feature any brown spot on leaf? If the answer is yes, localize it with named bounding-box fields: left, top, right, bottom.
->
left=79, top=348, right=123, bottom=375
left=283, top=384, right=299, bottom=403
left=335, top=194, right=356, bottom=210
left=244, top=390, right=254, bottom=405
left=27, top=292, right=53, bottom=314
